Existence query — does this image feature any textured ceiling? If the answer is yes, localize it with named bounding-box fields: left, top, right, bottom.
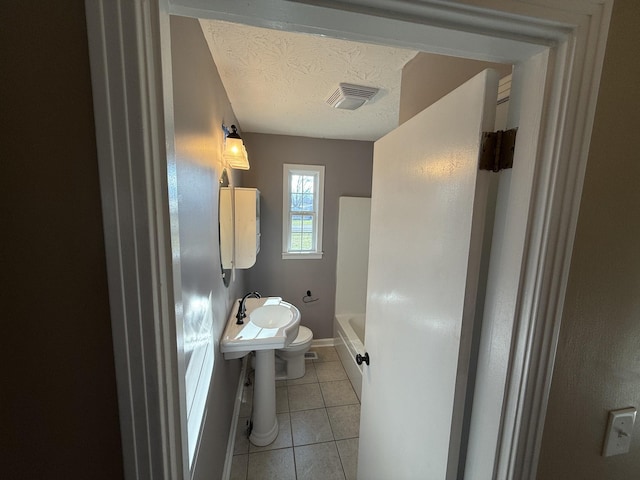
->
left=199, top=19, right=418, bottom=141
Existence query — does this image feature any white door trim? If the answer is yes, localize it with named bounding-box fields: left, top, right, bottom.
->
left=84, top=1, right=612, bottom=478
left=84, top=1, right=183, bottom=478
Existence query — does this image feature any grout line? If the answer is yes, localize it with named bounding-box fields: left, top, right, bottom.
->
left=336, top=440, right=348, bottom=480
left=244, top=347, right=356, bottom=480
left=291, top=434, right=298, bottom=479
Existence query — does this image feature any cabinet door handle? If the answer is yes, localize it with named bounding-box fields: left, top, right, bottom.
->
left=355, top=352, right=370, bottom=366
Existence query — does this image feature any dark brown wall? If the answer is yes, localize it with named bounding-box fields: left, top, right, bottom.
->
left=537, top=0, right=640, bottom=477
left=1, top=2, right=123, bottom=479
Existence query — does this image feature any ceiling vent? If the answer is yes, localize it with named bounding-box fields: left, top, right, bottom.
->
left=326, top=83, right=380, bottom=110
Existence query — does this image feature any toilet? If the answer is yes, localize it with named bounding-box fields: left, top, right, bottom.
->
left=275, top=326, right=313, bottom=379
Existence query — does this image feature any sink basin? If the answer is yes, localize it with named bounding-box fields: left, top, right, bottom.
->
left=250, top=304, right=295, bottom=328
left=220, top=297, right=300, bottom=359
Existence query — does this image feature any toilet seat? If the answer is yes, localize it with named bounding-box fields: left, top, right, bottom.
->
left=282, top=326, right=312, bottom=349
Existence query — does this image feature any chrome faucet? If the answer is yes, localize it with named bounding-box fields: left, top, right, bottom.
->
left=236, top=291, right=261, bottom=324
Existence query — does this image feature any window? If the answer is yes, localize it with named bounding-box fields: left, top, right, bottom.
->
left=283, top=164, right=325, bottom=259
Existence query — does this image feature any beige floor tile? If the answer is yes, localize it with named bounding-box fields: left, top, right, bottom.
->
left=290, top=408, right=334, bottom=446
left=319, top=380, right=359, bottom=407
left=288, top=383, right=325, bottom=411
left=311, top=346, right=340, bottom=363
left=235, top=417, right=251, bottom=455
left=327, top=404, right=361, bottom=440
left=315, top=361, right=348, bottom=382
left=294, top=442, right=346, bottom=480
left=247, top=448, right=296, bottom=480
left=276, top=386, right=289, bottom=413
left=249, top=413, right=292, bottom=453
left=230, top=454, right=248, bottom=480
left=336, top=438, right=359, bottom=480
left=237, top=347, right=361, bottom=480
left=286, top=362, right=318, bottom=386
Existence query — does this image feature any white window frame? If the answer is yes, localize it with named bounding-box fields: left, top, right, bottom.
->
left=282, top=164, right=325, bottom=259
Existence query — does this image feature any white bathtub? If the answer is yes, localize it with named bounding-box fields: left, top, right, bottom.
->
left=334, top=313, right=366, bottom=400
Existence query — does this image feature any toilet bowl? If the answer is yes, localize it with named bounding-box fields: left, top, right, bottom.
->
left=275, top=326, right=313, bottom=379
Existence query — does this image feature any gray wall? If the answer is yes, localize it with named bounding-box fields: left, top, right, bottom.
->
left=537, top=0, right=640, bottom=477
left=399, top=52, right=511, bottom=125
left=171, top=16, right=245, bottom=479
left=240, top=134, right=373, bottom=339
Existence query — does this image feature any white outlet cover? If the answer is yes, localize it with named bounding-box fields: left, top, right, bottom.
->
left=602, top=407, right=636, bottom=457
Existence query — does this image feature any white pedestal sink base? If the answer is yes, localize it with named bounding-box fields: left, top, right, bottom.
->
left=220, top=297, right=301, bottom=446
left=250, top=349, right=278, bottom=446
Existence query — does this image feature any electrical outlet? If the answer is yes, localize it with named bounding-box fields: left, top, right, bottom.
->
left=602, top=407, right=636, bottom=457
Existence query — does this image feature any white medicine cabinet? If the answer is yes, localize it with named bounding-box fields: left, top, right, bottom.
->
left=234, top=187, right=260, bottom=269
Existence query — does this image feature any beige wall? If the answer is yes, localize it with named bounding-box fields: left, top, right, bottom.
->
left=2, top=1, right=123, bottom=478
left=240, top=134, right=373, bottom=339
left=399, top=52, right=511, bottom=124
left=537, top=0, right=640, bottom=477
left=170, top=16, right=246, bottom=480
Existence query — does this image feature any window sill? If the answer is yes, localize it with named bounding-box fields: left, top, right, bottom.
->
left=282, top=252, right=323, bottom=260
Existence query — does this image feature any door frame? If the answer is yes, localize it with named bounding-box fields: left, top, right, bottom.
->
left=84, top=0, right=612, bottom=478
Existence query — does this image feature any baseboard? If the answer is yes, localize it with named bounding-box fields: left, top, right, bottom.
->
left=222, top=356, right=249, bottom=480
left=311, top=337, right=335, bottom=347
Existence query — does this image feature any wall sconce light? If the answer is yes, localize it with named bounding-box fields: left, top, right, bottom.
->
left=223, top=124, right=250, bottom=170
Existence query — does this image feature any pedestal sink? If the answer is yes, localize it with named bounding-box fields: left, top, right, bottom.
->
left=220, top=297, right=300, bottom=446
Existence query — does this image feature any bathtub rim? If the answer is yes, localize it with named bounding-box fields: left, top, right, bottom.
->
left=334, top=313, right=366, bottom=401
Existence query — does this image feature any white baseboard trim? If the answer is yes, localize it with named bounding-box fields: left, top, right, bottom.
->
left=222, top=357, right=249, bottom=480
left=311, top=338, right=335, bottom=347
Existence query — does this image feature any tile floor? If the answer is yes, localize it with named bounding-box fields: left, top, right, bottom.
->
left=230, top=347, right=360, bottom=480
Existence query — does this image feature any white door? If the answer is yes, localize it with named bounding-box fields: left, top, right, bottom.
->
left=358, top=70, right=499, bottom=480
